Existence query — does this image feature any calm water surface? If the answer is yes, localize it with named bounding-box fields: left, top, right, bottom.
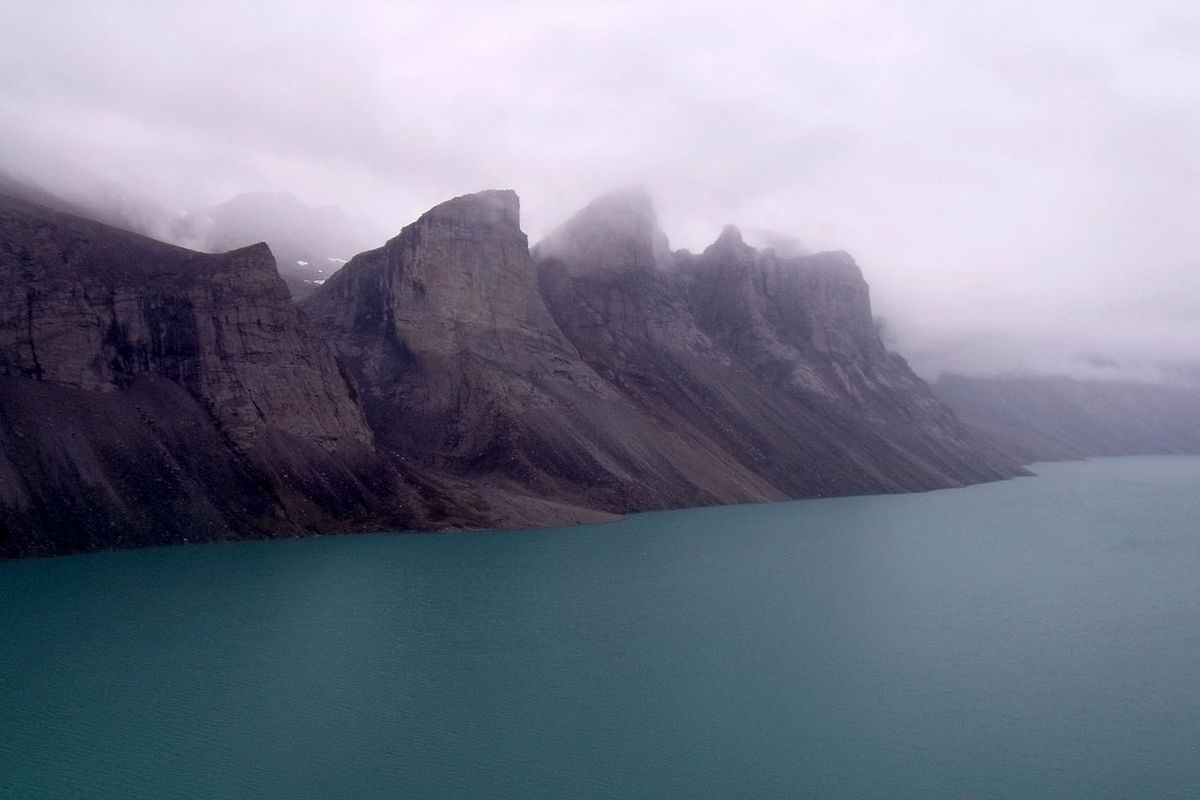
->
left=2, top=456, right=1199, bottom=799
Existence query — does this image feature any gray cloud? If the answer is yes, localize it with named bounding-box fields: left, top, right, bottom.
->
left=2, top=0, right=1198, bottom=381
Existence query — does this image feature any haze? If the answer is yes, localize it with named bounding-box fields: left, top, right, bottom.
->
left=2, top=0, right=1197, bottom=381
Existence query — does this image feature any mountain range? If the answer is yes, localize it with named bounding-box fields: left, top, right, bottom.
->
left=0, top=183, right=1056, bottom=556
left=0, top=169, right=372, bottom=300
left=933, top=374, right=1200, bottom=463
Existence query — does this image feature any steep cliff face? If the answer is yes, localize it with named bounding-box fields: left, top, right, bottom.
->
left=672, top=221, right=1012, bottom=485
left=3, top=185, right=1025, bottom=556
left=678, top=224, right=975, bottom=432
left=535, top=188, right=1018, bottom=496
left=306, top=186, right=1019, bottom=527
left=0, top=194, right=416, bottom=556
left=303, top=191, right=774, bottom=513
left=0, top=194, right=369, bottom=449
left=302, top=191, right=603, bottom=464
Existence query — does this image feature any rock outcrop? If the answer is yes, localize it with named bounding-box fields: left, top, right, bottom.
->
left=0, top=194, right=418, bottom=556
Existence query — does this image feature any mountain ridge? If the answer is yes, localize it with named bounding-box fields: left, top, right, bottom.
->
left=934, top=373, right=1200, bottom=463
left=2, top=186, right=1025, bottom=557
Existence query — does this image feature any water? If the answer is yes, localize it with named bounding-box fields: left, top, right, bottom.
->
left=2, top=456, right=1198, bottom=799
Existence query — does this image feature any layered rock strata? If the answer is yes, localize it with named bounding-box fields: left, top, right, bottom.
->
left=0, top=194, right=415, bottom=556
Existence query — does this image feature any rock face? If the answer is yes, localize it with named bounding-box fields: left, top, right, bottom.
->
left=302, top=190, right=766, bottom=515
left=536, top=188, right=1020, bottom=498
left=0, top=197, right=369, bottom=449
left=2, top=185, right=1025, bottom=557
left=674, top=221, right=999, bottom=480
left=934, top=374, right=1200, bottom=463
left=302, top=190, right=603, bottom=466
left=307, top=186, right=1020, bottom=527
left=0, top=194, right=417, bottom=556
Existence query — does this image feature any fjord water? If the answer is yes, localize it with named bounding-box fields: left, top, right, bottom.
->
left=2, top=457, right=1198, bottom=799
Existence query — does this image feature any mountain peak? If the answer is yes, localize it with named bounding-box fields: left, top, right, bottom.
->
left=534, top=185, right=670, bottom=275
left=715, top=224, right=745, bottom=247
left=418, top=189, right=520, bottom=231
left=586, top=183, right=655, bottom=215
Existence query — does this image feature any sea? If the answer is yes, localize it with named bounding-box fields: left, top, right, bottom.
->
left=2, top=456, right=1198, bottom=799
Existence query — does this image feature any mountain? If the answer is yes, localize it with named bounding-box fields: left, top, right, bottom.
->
left=301, top=189, right=758, bottom=517
left=0, top=170, right=370, bottom=301
left=304, top=187, right=1020, bottom=524
left=2, top=185, right=1024, bottom=556
left=174, top=192, right=373, bottom=299
left=0, top=193, right=424, bottom=557
left=934, top=374, right=1200, bottom=463
left=536, top=188, right=1020, bottom=497
left=0, top=167, right=179, bottom=243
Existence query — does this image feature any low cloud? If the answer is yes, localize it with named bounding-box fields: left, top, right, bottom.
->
left=2, top=0, right=1197, bottom=381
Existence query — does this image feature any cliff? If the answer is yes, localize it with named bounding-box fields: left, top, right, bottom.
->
left=302, top=191, right=774, bottom=515
left=0, top=194, right=418, bottom=556
left=536, top=188, right=1019, bottom=497
left=2, top=185, right=1026, bottom=557
left=307, top=187, right=1020, bottom=525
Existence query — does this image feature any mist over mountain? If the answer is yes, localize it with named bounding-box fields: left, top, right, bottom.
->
left=174, top=192, right=376, bottom=299
left=0, top=193, right=427, bottom=555
left=301, top=185, right=1017, bottom=530
left=0, top=166, right=179, bottom=243
left=934, top=374, right=1200, bottom=464
left=4, top=2, right=1198, bottom=384
left=0, top=168, right=375, bottom=299
left=2, top=2, right=1198, bottom=558
left=1, top=185, right=1025, bottom=555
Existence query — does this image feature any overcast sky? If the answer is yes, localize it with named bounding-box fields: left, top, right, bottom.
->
left=2, top=0, right=1198, bottom=381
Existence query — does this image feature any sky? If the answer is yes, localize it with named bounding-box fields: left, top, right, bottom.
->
left=2, top=0, right=1198, bottom=381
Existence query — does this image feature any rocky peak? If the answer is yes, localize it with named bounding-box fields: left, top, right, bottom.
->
left=700, top=224, right=757, bottom=270
left=305, top=189, right=569, bottom=361
left=303, top=189, right=613, bottom=473
left=417, top=189, right=520, bottom=231
left=714, top=223, right=745, bottom=247
left=533, top=186, right=672, bottom=275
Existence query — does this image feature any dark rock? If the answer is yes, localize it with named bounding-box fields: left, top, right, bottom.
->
left=0, top=193, right=417, bottom=556
left=2, top=184, right=1028, bottom=557
left=307, top=187, right=1022, bottom=528
left=538, top=195, right=1021, bottom=500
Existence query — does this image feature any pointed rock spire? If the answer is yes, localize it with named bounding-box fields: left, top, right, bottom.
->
left=715, top=224, right=744, bottom=246
left=418, top=189, right=521, bottom=231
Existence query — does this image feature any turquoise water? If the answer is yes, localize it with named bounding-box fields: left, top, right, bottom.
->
left=2, top=456, right=1199, bottom=799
